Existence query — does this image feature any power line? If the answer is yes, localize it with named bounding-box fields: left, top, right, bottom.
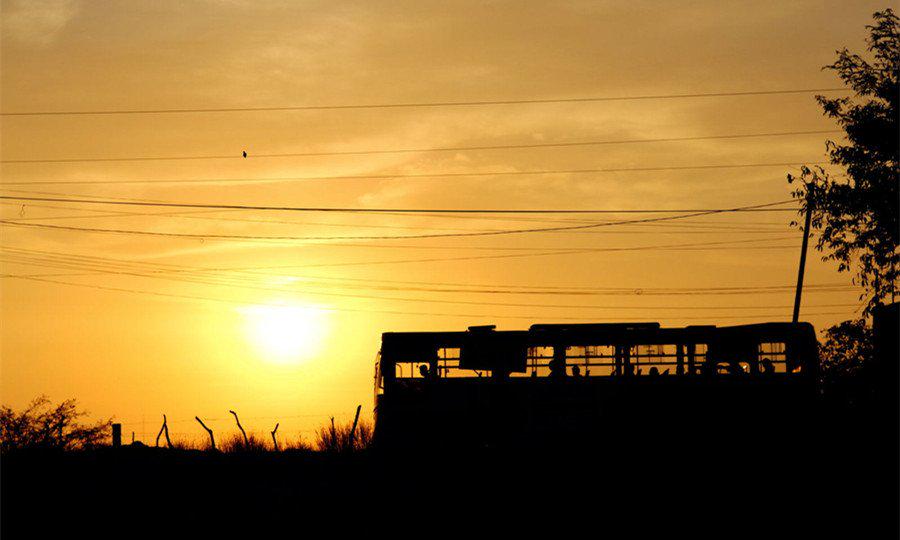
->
left=249, top=272, right=855, bottom=295
left=0, top=130, right=840, bottom=164
left=0, top=160, right=828, bottom=185
left=0, top=235, right=798, bottom=267
left=0, top=264, right=860, bottom=312
left=0, top=87, right=850, bottom=116
left=0, top=243, right=805, bottom=276
left=0, top=201, right=796, bottom=240
left=0, top=200, right=794, bottom=235
left=0, top=192, right=794, bottom=234
left=0, top=188, right=800, bottom=224
left=0, top=198, right=797, bottom=238
left=0, top=221, right=790, bottom=243
left=1, top=245, right=852, bottom=296
left=0, top=201, right=511, bottom=233
left=0, top=261, right=854, bottom=295
left=0, top=198, right=789, bottom=229
left=0, top=195, right=797, bottom=214
left=2, top=274, right=854, bottom=322
left=0, top=243, right=802, bottom=273
left=3, top=255, right=838, bottom=310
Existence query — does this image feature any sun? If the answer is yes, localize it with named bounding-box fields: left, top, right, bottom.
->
left=240, top=304, right=329, bottom=365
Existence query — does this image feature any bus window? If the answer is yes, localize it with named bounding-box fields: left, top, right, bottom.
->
left=524, top=346, right=553, bottom=377
left=632, top=344, right=677, bottom=374
left=758, top=342, right=787, bottom=373
left=687, top=343, right=708, bottom=375
left=586, top=345, right=616, bottom=376
left=394, top=362, right=440, bottom=379
left=437, top=347, right=486, bottom=378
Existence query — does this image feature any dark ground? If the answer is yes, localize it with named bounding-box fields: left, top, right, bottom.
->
left=2, top=416, right=896, bottom=538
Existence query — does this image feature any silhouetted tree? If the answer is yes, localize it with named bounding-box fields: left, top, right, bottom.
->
left=788, top=9, right=899, bottom=314
left=820, top=319, right=874, bottom=380
left=0, top=395, right=111, bottom=451
left=816, top=318, right=880, bottom=416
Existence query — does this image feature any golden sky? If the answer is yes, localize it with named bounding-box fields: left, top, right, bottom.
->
left=0, top=1, right=885, bottom=442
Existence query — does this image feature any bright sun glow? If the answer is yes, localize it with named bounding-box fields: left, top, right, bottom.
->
left=240, top=304, right=329, bottom=365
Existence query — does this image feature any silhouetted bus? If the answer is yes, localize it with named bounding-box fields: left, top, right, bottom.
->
left=373, top=322, right=818, bottom=449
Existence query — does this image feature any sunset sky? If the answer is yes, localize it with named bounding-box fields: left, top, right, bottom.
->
left=0, top=1, right=886, bottom=442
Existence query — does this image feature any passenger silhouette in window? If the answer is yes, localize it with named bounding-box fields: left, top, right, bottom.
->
left=549, top=346, right=567, bottom=379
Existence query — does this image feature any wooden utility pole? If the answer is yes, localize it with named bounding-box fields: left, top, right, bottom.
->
left=792, top=201, right=813, bottom=323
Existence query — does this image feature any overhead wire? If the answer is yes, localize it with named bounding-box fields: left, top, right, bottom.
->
left=0, top=129, right=840, bottom=164
left=0, top=87, right=850, bottom=116
left=0, top=204, right=797, bottom=241
left=1, top=245, right=848, bottom=294
left=0, top=246, right=858, bottom=303
left=0, top=194, right=797, bottom=214
left=0, top=160, right=829, bottom=185
left=2, top=274, right=855, bottom=322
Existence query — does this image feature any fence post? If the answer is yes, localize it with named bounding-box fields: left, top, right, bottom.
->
left=229, top=410, right=249, bottom=446
left=195, top=416, right=216, bottom=450
left=112, top=423, right=121, bottom=448
left=348, top=405, right=362, bottom=451
left=163, top=417, right=172, bottom=448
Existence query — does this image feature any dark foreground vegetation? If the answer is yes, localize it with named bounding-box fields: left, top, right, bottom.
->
left=1, top=419, right=895, bottom=537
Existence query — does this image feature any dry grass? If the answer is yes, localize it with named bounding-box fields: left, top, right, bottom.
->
left=167, top=438, right=199, bottom=451
left=314, top=419, right=373, bottom=452
left=117, top=417, right=372, bottom=453
left=282, top=436, right=314, bottom=452
left=219, top=432, right=270, bottom=453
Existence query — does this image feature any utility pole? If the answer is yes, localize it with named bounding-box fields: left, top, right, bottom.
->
left=792, top=200, right=813, bottom=323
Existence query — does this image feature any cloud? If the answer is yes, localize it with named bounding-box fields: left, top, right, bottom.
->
left=2, top=0, right=80, bottom=47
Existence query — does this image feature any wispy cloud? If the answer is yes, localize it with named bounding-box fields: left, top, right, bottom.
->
left=2, top=0, right=80, bottom=47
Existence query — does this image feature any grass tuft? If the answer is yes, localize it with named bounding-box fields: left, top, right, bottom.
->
left=315, top=420, right=373, bottom=452
left=220, top=432, right=269, bottom=453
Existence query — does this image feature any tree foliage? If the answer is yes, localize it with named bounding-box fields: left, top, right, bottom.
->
left=819, top=319, right=874, bottom=381
left=817, top=319, right=875, bottom=408
left=788, top=9, right=899, bottom=314
left=0, top=395, right=111, bottom=451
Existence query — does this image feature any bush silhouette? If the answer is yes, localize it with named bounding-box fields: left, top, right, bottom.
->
left=0, top=395, right=111, bottom=451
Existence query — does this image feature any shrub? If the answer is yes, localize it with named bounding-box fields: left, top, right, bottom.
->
left=0, top=395, right=111, bottom=451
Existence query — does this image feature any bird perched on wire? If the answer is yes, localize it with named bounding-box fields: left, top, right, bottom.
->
left=242, top=150, right=247, bottom=158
